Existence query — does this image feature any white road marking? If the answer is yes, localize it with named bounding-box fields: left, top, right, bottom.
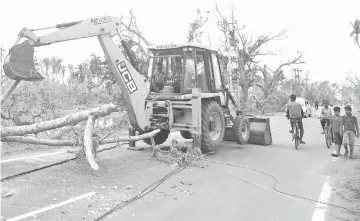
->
left=1, top=151, right=68, bottom=164
left=311, top=176, right=333, bottom=221
left=7, top=192, right=97, bottom=221
left=271, top=128, right=281, bottom=132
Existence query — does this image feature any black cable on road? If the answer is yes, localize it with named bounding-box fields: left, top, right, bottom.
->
left=203, top=159, right=360, bottom=215
left=0, top=143, right=126, bottom=182
left=1, top=157, right=77, bottom=182
left=93, top=166, right=186, bottom=221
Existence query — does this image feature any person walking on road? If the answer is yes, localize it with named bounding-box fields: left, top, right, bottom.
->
left=286, top=94, right=306, bottom=144
left=315, top=100, right=319, bottom=110
left=330, top=106, right=343, bottom=157
left=340, top=106, right=359, bottom=159
left=320, top=100, right=333, bottom=134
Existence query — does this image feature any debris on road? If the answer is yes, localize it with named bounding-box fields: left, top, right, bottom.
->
left=180, top=181, right=192, bottom=186
left=1, top=189, right=15, bottom=198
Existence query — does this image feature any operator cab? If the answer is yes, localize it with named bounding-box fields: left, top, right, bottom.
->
left=147, top=43, right=224, bottom=95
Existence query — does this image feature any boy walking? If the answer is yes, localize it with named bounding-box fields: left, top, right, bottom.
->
left=330, top=107, right=342, bottom=157
left=340, top=106, right=359, bottom=159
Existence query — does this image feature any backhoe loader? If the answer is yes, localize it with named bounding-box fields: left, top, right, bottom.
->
left=3, top=16, right=272, bottom=153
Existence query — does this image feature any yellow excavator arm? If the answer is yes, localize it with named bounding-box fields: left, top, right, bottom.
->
left=3, top=16, right=151, bottom=131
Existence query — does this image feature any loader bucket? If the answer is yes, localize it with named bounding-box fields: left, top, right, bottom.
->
left=223, top=116, right=272, bottom=146
left=247, top=117, right=272, bottom=145
left=3, top=41, right=44, bottom=81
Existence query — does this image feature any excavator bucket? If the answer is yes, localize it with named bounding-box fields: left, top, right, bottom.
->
left=3, top=41, right=44, bottom=81
left=224, top=116, right=272, bottom=146
left=247, top=117, right=272, bottom=145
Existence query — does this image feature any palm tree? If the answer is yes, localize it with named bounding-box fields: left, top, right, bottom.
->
left=42, top=57, right=50, bottom=77
left=350, top=18, right=360, bottom=48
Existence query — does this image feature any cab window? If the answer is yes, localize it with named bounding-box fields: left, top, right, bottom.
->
left=211, top=53, right=222, bottom=90
left=184, top=51, right=196, bottom=93
left=196, top=52, right=209, bottom=92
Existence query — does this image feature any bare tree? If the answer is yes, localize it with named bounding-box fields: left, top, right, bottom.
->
left=214, top=4, right=291, bottom=101
left=117, top=9, right=152, bottom=74
left=345, top=74, right=360, bottom=102
left=236, top=30, right=288, bottom=100
left=187, top=9, right=210, bottom=43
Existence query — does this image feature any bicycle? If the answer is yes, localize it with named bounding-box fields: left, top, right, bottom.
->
left=290, top=118, right=300, bottom=149
left=323, top=118, right=332, bottom=148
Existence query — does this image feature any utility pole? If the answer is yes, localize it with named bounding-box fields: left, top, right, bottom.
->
left=292, top=68, right=302, bottom=96
left=217, top=15, right=245, bottom=105
left=217, top=18, right=238, bottom=91
left=0, top=46, right=6, bottom=77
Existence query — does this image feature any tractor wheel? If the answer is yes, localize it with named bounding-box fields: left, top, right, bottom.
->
left=141, top=129, right=170, bottom=146
left=200, top=100, right=225, bottom=153
left=180, top=130, right=192, bottom=139
left=233, top=116, right=250, bottom=145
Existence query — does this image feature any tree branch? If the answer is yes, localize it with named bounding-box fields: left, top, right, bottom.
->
left=273, top=55, right=305, bottom=74
left=121, top=9, right=152, bottom=46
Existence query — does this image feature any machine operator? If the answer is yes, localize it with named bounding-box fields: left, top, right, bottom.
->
left=151, top=63, right=166, bottom=92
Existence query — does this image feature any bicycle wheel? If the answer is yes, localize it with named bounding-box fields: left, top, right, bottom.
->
left=325, top=129, right=332, bottom=148
left=295, top=126, right=299, bottom=149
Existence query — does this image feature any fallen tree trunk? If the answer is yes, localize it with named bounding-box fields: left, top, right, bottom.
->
left=84, top=115, right=98, bottom=170
left=99, top=129, right=161, bottom=144
left=1, top=104, right=118, bottom=137
left=67, top=129, right=161, bottom=154
left=50, top=125, right=82, bottom=139
left=1, top=129, right=161, bottom=146
left=1, top=80, right=21, bottom=105
left=1, top=136, right=76, bottom=146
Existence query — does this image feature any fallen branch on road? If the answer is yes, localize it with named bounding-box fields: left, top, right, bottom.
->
left=1, top=136, right=76, bottom=146
left=84, top=115, right=98, bottom=170
left=1, top=104, right=119, bottom=137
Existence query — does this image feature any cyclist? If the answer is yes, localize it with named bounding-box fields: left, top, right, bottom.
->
left=320, top=100, right=333, bottom=134
left=286, top=94, right=305, bottom=144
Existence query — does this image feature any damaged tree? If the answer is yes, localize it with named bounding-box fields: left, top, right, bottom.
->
left=187, top=9, right=210, bottom=43
left=254, top=55, right=304, bottom=113
left=214, top=4, right=294, bottom=103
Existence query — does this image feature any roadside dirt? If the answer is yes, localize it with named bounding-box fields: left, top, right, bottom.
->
left=327, top=155, right=360, bottom=221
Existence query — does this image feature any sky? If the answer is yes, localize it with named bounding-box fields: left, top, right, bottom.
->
left=0, top=0, right=359, bottom=83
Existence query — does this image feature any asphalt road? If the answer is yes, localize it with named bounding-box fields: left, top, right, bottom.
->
left=1, top=108, right=360, bottom=221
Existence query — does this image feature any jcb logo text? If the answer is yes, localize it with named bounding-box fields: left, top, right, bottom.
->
left=93, top=17, right=111, bottom=25
left=117, top=61, right=138, bottom=94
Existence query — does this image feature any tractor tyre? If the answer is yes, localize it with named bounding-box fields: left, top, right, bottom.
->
left=200, top=100, right=225, bottom=153
left=141, top=129, right=170, bottom=146
left=233, top=115, right=250, bottom=145
left=180, top=130, right=192, bottom=139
